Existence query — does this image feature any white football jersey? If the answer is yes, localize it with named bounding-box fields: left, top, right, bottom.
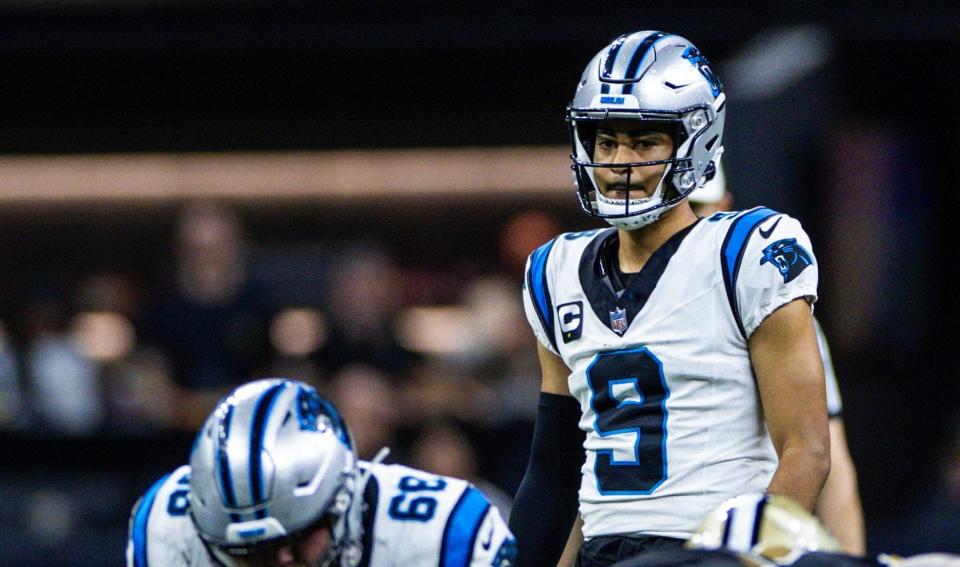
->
left=522, top=207, right=819, bottom=540
left=126, top=462, right=515, bottom=567
left=126, top=466, right=209, bottom=567
left=814, top=318, right=843, bottom=418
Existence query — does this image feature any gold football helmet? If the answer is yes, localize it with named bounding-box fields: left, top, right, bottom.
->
left=686, top=493, right=840, bottom=566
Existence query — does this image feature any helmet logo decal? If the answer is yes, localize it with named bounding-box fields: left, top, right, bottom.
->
left=760, top=238, right=813, bottom=283
left=682, top=46, right=722, bottom=98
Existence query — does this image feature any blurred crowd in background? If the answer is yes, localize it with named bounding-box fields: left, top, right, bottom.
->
left=0, top=2, right=958, bottom=565
left=0, top=200, right=574, bottom=564
left=0, top=200, right=569, bottom=454
left=0, top=197, right=957, bottom=565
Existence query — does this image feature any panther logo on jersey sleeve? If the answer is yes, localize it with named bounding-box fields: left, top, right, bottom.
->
left=759, top=238, right=813, bottom=283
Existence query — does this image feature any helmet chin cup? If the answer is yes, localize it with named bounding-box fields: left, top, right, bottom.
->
left=606, top=210, right=663, bottom=230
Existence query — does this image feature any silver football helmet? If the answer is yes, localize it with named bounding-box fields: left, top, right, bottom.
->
left=568, top=30, right=726, bottom=229
left=189, top=379, right=362, bottom=567
left=686, top=493, right=840, bottom=566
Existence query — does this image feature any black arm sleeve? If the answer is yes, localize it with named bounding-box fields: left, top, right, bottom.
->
left=508, top=392, right=586, bottom=567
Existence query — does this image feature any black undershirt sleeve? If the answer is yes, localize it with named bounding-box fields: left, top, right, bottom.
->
left=508, top=392, right=586, bottom=567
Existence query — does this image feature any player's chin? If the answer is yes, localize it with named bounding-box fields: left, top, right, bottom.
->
left=603, top=186, right=650, bottom=200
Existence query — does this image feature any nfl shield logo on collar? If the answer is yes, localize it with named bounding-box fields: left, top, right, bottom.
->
left=610, top=307, right=627, bottom=335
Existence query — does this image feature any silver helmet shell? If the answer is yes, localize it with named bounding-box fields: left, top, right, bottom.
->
left=568, top=30, right=726, bottom=230
left=189, top=379, right=359, bottom=565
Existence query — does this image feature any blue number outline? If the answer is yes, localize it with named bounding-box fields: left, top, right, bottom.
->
left=387, top=475, right=447, bottom=522
left=586, top=346, right=670, bottom=495
left=166, top=470, right=191, bottom=516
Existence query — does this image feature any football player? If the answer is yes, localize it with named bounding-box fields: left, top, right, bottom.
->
left=126, top=378, right=516, bottom=567
left=509, top=30, right=830, bottom=566
left=689, top=164, right=865, bottom=554
left=614, top=493, right=960, bottom=567
left=674, top=493, right=958, bottom=567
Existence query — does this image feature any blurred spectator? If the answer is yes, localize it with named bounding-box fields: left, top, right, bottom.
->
left=401, top=359, right=496, bottom=425
left=23, top=298, right=103, bottom=436
left=327, top=363, right=403, bottom=460
left=460, top=275, right=541, bottom=423
left=872, top=415, right=960, bottom=554
left=408, top=420, right=513, bottom=517
left=266, top=307, right=329, bottom=386
left=315, top=242, right=418, bottom=376
left=68, top=271, right=180, bottom=433
left=137, top=201, right=272, bottom=430
left=0, top=320, right=27, bottom=430
left=498, top=209, right=564, bottom=279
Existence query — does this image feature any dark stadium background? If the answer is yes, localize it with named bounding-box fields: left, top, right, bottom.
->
left=0, top=1, right=957, bottom=564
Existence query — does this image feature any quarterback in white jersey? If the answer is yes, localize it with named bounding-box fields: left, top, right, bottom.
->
left=508, top=30, right=830, bottom=567
left=126, top=379, right=515, bottom=567
left=522, top=208, right=817, bottom=539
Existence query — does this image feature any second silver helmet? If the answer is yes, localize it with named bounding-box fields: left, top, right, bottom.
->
left=189, top=379, right=359, bottom=565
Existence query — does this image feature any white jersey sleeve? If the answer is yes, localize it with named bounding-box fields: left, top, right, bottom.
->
left=814, top=317, right=843, bottom=417
left=126, top=465, right=215, bottom=567
left=359, top=462, right=516, bottom=567
left=522, top=237, right=561, bottom=356
left=730, top=209, right=818, bottom=338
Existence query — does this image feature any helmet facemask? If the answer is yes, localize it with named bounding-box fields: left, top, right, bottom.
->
left=571, top=116, right=683, bottom=229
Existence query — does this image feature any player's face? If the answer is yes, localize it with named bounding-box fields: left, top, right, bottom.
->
left=592, top=120, right=675, bottom=199
left=232, top=524, right=333, bottom=567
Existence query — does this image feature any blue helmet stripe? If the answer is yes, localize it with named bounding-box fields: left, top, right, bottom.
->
left=215, top=402, right=242, bottom=523
left=249, top=382, right=288, bottom=518
left=601, top=34, right=628, bottom=79
left=131, top=473, right=170, bottom=567
left=720, top=207, right=778, bottom=338
left=622, top=32, right=668, bottom=94
left=526, top=238, right=558, bottom=352
left=439, top=487, right=491, bottom=567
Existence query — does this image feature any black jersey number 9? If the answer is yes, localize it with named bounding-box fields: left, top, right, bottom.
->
left=586, top=347, right=669, bottom=494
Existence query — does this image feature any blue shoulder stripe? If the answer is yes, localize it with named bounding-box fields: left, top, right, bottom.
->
left=439, top=487, right=491, bottom=567
left=526, top=238, right=559, bottom=352
left=131, top=473, right=171, bottom=567
left=720, top=207, right=779, bottom=338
